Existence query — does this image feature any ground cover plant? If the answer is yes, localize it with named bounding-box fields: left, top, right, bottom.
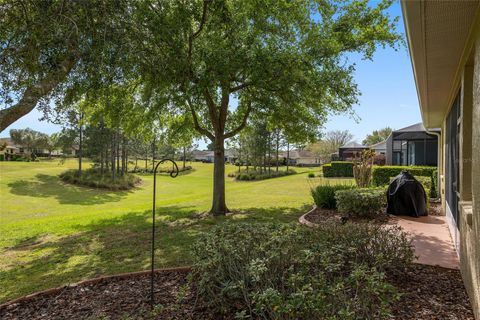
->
left=60, top=168, right=141, bottom=190
left=0, top=159, right=344, bottom=303
left=192, top=223, right=414, bottom=319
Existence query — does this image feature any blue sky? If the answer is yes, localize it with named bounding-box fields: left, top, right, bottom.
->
left=0, top=1, right=421, bottom=146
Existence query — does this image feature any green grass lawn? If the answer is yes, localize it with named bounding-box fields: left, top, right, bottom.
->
left=0, top=159, right=352, bottom=302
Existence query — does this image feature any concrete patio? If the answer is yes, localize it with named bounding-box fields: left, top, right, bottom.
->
left=388, top=215, right=459, bottom=269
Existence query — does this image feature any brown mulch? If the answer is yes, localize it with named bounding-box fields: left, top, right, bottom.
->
left=1, top=265, right=473, bottom=320
left=389, top=264, right=474, bottom=320
left=304, top=207, right=390, bottom=225
left=0, top=271, right=213, bottom=320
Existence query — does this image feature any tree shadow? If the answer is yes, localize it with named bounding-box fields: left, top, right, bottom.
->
left=0, top=204, right=307, bottom=302
left=7, top=174, right=131, bottom=205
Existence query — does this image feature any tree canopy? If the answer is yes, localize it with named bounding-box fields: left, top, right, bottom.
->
left=362, top=127, right=392, bottom=146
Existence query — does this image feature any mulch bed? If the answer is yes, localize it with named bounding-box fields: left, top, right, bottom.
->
left=303, top=207, right=390, bottom=225
left=1, top=265, right=473, bottom=320
left=389, top=264, right=474, bottom=320
left=304, top=199, right=444, bottom=227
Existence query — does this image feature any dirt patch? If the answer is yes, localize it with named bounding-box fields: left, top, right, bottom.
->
left=1, top=265, right=473, bottom=320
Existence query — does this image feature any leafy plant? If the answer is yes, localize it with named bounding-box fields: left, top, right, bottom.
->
left=310, top=184, right=354, bottom=209
left=335, top=188, right=386, bottom=218
left=191, top=223, right=413, bottom=319
left=307, top=172, right=315, bottom=178
left=353, top=149, right=375, bottom=187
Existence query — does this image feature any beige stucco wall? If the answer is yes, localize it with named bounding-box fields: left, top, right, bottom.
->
left=460, top=37, right=480, bottom=320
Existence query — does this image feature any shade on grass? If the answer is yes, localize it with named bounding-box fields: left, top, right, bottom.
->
left=0, top=160, right=352, bottom=302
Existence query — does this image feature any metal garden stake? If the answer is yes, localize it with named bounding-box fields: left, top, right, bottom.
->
left=151, top=159, right=179, bottom=307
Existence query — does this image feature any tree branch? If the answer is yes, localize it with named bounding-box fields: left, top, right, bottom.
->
left=0, top=55, right=77, bottom=132
left=187, top=0, right=211, bottom=80
left=186, top=97, right=215, bottom=141
left=224, top=100, right=252, bottom=139
left=229, top=82, right=251, bottom=93
left=203, top=88, right=219, bottom=131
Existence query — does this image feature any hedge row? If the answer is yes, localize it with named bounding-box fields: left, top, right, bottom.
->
left=373, top=166, right=438, bottom=198
left=322, top=161, right=354, bottom=177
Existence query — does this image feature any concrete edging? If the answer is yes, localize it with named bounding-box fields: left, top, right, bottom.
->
left=298, top=206, right=320, bottom=228
left=0, top=266, right=192, bottom=308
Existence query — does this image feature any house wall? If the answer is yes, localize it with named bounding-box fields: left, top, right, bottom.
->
left=461, top=38, right=480, bottom=320
left=385, top=134, right=393, bottom=165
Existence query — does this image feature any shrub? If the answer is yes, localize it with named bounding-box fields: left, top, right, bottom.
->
left=307, top=172, right=315, bottom=178
left=310, top=184, right=354, bottom=209
left=235, top=169, right=296, bottom=181
left=192, top=223, right=413, bottom=319
left=372, top=166, right=438, bottom=198
left=322, top=161, right=354, bottom=177
left=352, top=149, right=375, bottom=187
left=60, top=168, right=141, bottom=190
left=0, top=154, right=4, bottom=161
left=335, top=188, right=386, bottom=218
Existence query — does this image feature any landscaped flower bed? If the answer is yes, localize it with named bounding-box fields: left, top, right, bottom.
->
left=0, top=234, right=473, bottom=320
left=60, top=168, right=141, bottom=190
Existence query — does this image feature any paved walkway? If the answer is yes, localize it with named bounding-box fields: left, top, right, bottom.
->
left=388, top=215, right=459, bottom=269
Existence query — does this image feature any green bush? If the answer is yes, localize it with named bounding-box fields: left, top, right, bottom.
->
left=60, top=168, right=141, bottom=190
left=0, top=154, right=4, bottom=161
left=311, top=184, right=354, bottom=209
left=335, top=188, right=386, bottom=218
left=192, top=223, right=413, bottom=319
left=372, top=166, right=438, bottom=198
left=307, top=172, right=315, bottom=178
left=235, top=169, right=296, bottom=181
left=322, top=161, right=354, bottom=177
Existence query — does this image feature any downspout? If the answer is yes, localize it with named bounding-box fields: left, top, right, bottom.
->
left=425, top=128, right=442, bottom=199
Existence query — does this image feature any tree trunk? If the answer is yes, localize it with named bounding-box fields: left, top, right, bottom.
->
left=183, top=146, right=186, bottom=170
left=210, top=136, right=228, bottom=216
left=276, top=130, right=280, bottom=172
left=100, top=150, right=104, bottom=175
left=151, top=138, right=155, bottom=171
left=268, top=133, right=271, bottom=175
left=111, top=132, right=116, bottom=181
left=116, top=131, right=120, bottom=175
left=286, top=142, right=290, bottom=172
left=78, top=116, right=83, bottom=176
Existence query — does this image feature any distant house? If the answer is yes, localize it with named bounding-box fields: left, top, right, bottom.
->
left=0, top=137, right=70, bottom=158
left=280, top=149, right=321, bottom=167
left=192, top=150, right=236, bottom=164
left=385, top=123, right=438, bottom=166
left=338, top=142, right=369, bottom=161
left=369, top=140, right=386, bottom=155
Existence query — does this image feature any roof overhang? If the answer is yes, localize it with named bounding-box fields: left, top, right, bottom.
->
left=401, top=0, right=480, bottom=129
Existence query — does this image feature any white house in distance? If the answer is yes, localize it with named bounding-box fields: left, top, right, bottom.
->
left=369, top=140, right=386, bottom=155
left=279, top=149, right=321, bottom=167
